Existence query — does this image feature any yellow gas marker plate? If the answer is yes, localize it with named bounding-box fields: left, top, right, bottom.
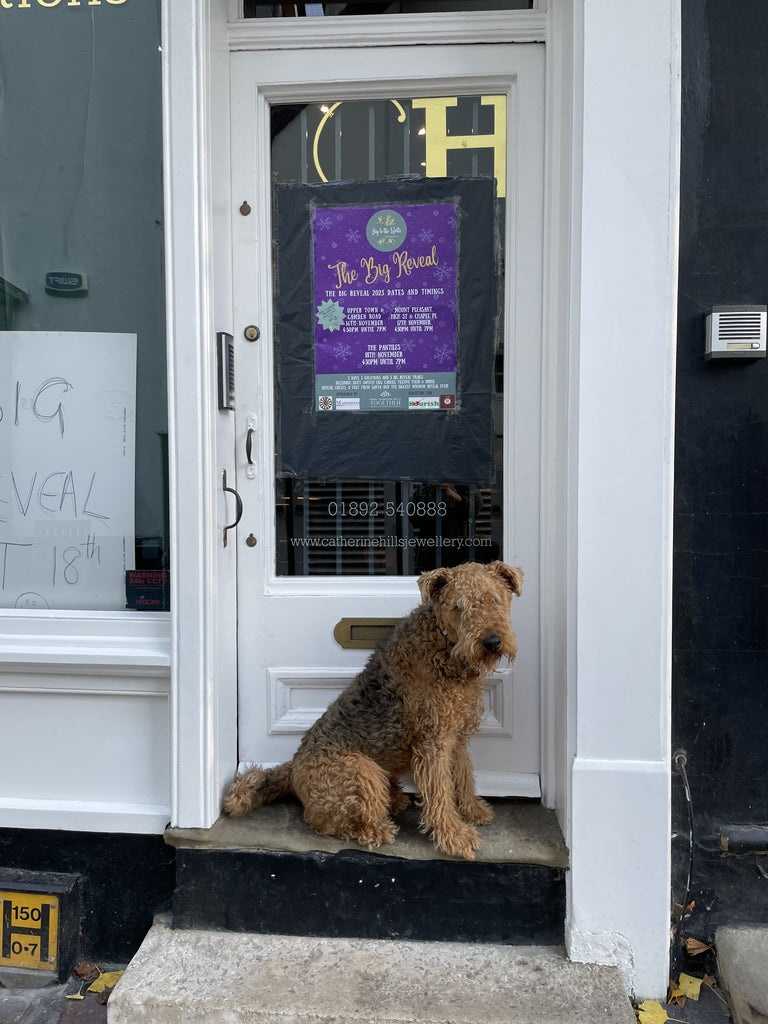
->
left=0, top=890, right=59, bottom=971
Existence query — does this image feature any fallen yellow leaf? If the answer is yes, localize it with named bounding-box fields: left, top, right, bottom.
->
left=87, top=970, right=124, bottom=993
left=678, top=973, right=703, bottom=1001
left=666, top=981, right=686, bottom=1008
left=636, top=999, right=687, bottom=1024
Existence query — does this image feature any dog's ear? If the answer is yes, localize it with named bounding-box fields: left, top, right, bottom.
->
left=418, top=566, right=453, bottom=604
left=491, top=561, right=524, bottom=597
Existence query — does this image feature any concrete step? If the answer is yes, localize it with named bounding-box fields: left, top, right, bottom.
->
left=108, top=919, right=637, bottom=1024
left=716, top=926, right=768, bottom=1024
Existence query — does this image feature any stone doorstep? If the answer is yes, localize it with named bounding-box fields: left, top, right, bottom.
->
left=716, top=926, right=768, bottom=1024
left=164, top=798, right=569, bottom=867
left=108, top=920, right=636, bottom=1024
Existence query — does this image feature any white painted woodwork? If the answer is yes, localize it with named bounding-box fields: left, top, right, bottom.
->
left=0, top=611, right=171, bottom=832
left=564, top=0, right=679, bottom=997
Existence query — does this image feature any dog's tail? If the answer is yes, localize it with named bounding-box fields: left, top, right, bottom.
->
left=221, top=761, right=293, bottom=818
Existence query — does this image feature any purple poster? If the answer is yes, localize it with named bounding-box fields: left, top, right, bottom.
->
left=312, top=203, right=457, bottom=411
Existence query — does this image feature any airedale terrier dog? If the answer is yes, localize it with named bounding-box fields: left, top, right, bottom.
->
left=222, top=560, right=523, bottom=860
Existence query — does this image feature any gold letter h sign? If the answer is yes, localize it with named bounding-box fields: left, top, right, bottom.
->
left=412, top=96, right=507, bottom=198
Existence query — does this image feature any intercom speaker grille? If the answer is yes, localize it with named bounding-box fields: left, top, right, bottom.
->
left=705, top=304, right=767, bottom=360
left=717, top=310, right=762, bottom=337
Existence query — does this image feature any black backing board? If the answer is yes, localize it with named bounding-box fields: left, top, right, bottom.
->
left=273, top=177, right=498, bottom=483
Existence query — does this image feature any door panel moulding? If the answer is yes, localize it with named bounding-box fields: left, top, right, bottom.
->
left=266, top=667, right=513, bottom=738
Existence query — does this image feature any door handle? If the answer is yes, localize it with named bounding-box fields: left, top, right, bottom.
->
left=245, top=413, right=257, bottom=479
left=222, top=469, right=243, bottom=547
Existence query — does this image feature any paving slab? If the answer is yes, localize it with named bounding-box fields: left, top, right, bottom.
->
left=716, top=926, right=768, bottom=1024
left=0, top=986, right=41, bottom=1023
left=108, top=919, right=636, bottom=1024
left=0, top=979, right=110, bottom=1024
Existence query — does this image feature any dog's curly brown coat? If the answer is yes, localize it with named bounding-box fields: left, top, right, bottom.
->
left=222, top=560, right=523, bottom=860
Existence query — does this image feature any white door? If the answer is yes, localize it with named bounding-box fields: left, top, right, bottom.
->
left=230, top=40, right=544, bottom=797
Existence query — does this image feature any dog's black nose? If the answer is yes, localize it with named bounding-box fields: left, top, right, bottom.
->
left=483, top=634, right=502, bottom=652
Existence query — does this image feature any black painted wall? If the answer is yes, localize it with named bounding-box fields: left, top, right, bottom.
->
left=0, top=830, right=175, bottom=965
left=673, top=0, right=768, bottom=947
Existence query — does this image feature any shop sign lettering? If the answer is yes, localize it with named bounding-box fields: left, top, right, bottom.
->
left=0, top=0, right=126, bottom=9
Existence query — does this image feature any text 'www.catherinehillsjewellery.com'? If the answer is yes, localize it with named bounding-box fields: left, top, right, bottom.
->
left=290, top=536, right=493, bottom=549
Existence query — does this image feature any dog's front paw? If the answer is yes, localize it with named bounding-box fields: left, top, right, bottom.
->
left=436, top=823, right=481, bottom=861
left=461, top=797, right=494, bottom=826
left=357, top=819, right=399, bottom=848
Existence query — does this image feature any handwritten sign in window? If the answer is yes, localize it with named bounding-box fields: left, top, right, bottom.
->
left=0, top=332, right=136, bottom=611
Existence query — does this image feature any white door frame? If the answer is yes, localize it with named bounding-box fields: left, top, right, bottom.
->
left=161, top=0, right=679, bottom=999
left=230, top=43, right=545, bottom=795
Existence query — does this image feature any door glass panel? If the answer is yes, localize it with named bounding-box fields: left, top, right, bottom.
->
left=271, top=96, right=505, bottom=576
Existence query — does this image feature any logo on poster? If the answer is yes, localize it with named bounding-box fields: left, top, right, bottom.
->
left=366, top=209, right=407, bottom=251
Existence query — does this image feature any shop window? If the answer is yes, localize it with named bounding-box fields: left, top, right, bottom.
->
left=0, top=2, right=168, bottom=612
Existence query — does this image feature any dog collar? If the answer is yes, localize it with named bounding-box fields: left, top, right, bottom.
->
left=440, top=628, right=456, bottom=646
